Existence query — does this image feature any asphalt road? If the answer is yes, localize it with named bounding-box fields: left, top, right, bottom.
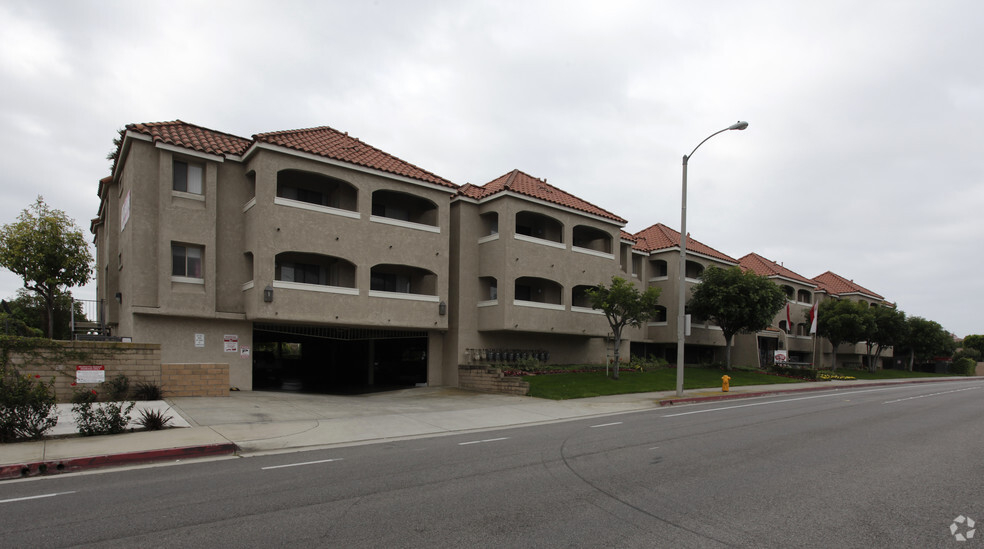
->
left=2, top=380, right=982, bottom=548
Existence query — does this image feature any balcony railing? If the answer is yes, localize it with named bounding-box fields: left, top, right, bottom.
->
left=71, top=299, right=109, bottom=340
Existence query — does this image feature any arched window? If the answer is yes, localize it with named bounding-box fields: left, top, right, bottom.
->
left=649, top=259, right=668, bottom=278
left=479, top=276, right=498, bottom=301
left=797, top=289, right=811, bottom=303
left=782, top=285, right=795, bottom=299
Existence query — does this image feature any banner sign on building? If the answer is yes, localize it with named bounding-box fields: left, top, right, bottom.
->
left=774, top=350, right=789, bottom=365
left=76, top=365, right=106, bottom=384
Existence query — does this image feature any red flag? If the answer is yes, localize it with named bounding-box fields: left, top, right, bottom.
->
left=809, top=302, right=819, bottom=334
left=786, top=303, right=792, bottom=333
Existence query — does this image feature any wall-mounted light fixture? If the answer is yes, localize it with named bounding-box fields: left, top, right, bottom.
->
left=263, top=285, right=274, bottom=303
left=439, top=301, right=447, bottom=316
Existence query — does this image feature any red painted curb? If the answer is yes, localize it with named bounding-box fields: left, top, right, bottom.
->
left=0, top=443, right=238, bottom=481
left=657, top=377, right=975, bottom=407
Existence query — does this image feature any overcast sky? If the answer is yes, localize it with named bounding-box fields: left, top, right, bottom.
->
left=1, top=1, right=981, bottom=337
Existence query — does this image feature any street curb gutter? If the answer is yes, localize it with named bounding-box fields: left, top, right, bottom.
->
left=657, top=377, right=978, bottom=407
left=0, top=443, right=238, bottom=481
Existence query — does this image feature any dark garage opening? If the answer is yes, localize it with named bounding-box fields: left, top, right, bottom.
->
left=252, top=324, right=428, bottom=394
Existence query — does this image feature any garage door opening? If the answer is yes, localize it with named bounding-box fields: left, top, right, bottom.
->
left=252, top=324, right=428, bottom=394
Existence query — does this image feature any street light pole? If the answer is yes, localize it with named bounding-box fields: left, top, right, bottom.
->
left=676, top=121, right=748, bottom=397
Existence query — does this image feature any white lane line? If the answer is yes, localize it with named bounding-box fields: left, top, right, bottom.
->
left=884, top=385, right=981, bottom=404
left=590, top=422, right=624, bottom=428
left=0, top=492, right=76, bottom=504
left=661, top=386, right=902, bottom=417
left=262, top=458, right=343, bottom=470
left=458, top=437, right=510, bottom=446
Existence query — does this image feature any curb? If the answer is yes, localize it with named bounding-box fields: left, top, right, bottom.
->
left=657, top=377, right=977, bottom=406
left=0, top=442, right=238, bottom=481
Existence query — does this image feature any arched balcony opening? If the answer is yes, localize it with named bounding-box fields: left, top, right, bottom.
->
left=514, top=277, right=563, bottom=305
left=275, top=252, right=356, bottom=288
left=515, top=211, right=563, bottom=244
left=479, top=276, right=498, bottom=302
left=652, top=305, right=668, bottom=323
left=276, top=169, right=358, bottom=212
left=649, top=258, right=668, bottom=278
left=572, top=225, right=612, bottom=254
left=371, top=190, right=438, bottom=226
left=797, top=289, right=811, bottom=303
left=370, top=264, right=437, bottom=296
left=781, top=285, right=795, bottom=300
left=480, top=212, right=499, bottom=237
left=571, top=285, right=595, bottom=308
left=685, top=260, right=704, bottom=279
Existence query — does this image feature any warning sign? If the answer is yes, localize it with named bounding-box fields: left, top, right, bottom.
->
left=224, top=334, right=238, bottom=353
left=76, top=365, right=105, bottom=384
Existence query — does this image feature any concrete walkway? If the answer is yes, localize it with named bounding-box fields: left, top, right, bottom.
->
left=1, top=376, right=977, bottom=480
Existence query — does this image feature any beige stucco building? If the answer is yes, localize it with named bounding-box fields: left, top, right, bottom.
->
left=91, top=120, right=895, bottom=392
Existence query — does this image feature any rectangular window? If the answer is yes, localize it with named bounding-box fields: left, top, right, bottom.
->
left=172, top=244, right=203, bottom=278
left=173, top=160, right=203, bottom=194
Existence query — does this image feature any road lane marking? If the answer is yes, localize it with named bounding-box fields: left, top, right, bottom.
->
left=883, top=385, right=981, bottom=404
left=458, top=437, right=510, bottom=446
left=262, top=458, right=343, bottom=470
left=590, top=422, right=624, bottom=428
left=661, top=386, right=903, bottom=417
left=0, top=492, right=76, bottom=504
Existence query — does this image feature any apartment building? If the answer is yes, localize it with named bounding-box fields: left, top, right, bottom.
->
left=91, top=119, right=896, bottom=392
left=624, top=223, right=739, bottom=364
left=734, top=253, right=820, bottom=367
left=93, top=121, right=459, bottom=391
left=812, top=271, right=895, bottom=370
left=446, top=170, right=629, bottom=379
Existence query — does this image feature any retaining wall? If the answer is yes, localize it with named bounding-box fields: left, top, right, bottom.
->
left=458, top=365, right=529, bottom=396
left=161, top=363, right=229, bottom=397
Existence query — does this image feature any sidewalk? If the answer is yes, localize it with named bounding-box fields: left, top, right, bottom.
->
left=1, top=376, right=977, bottom=480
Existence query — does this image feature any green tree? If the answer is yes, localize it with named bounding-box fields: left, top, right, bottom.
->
left=688, top=266, right=787, bottom=371
left=898, top=317, right=955, bottom=371
left=0, top=197, right=92, bottom=338
left=862, top=306, right=907, bottom=372
left=5, top=288, right=85, bottom=340
left=586, top=276, right=661, bottom=380
left=962, top=334, right=984, bottom=359
left=817, top=299, right=872, bottom=371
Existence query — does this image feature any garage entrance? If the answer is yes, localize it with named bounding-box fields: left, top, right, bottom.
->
left=252, top=324, right=428, bottom=393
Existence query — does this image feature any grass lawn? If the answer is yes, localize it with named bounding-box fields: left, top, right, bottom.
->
left=524, top=367, right=804, bottom=400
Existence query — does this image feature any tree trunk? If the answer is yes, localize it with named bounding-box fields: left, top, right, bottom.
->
left=724, top=334, right=733, bottom=371
left=612, top=330, right=621, bottom=380
left=44, top=289, right=54, bottom=339
left=831, top=344, right=839, bottom=372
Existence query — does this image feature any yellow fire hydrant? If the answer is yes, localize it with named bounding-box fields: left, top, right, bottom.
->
left=722, top=375, right=731, bottom=392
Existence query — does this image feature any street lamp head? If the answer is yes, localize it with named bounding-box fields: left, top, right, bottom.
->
left=728, top=121, right=749, bottom=131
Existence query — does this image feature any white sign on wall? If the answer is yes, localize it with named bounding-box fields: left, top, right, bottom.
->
left=224, top=334, right=238, bottom=353
left=240, top=346, right=250, bottom=359
left=76, top=365, right=105, bottom=384
left=195, top=333, right=205, bottom=348
left=774, top=350, right=789, bottom=364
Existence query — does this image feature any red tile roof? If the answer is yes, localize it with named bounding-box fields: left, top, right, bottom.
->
left=126, top=120, right=252, bottom=157
left=460, top=169, right=626, bottom=223
left=253, top=126, right=457, bottom=189
left=620, top=230, right=637, bottom=242
left=631, top=223, right=737, bottom=263
left=122, top=121, right=456, bottom=189
left=812, top=271, right=884, bottom=300
left=738, top=253, right=817, bottom=287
